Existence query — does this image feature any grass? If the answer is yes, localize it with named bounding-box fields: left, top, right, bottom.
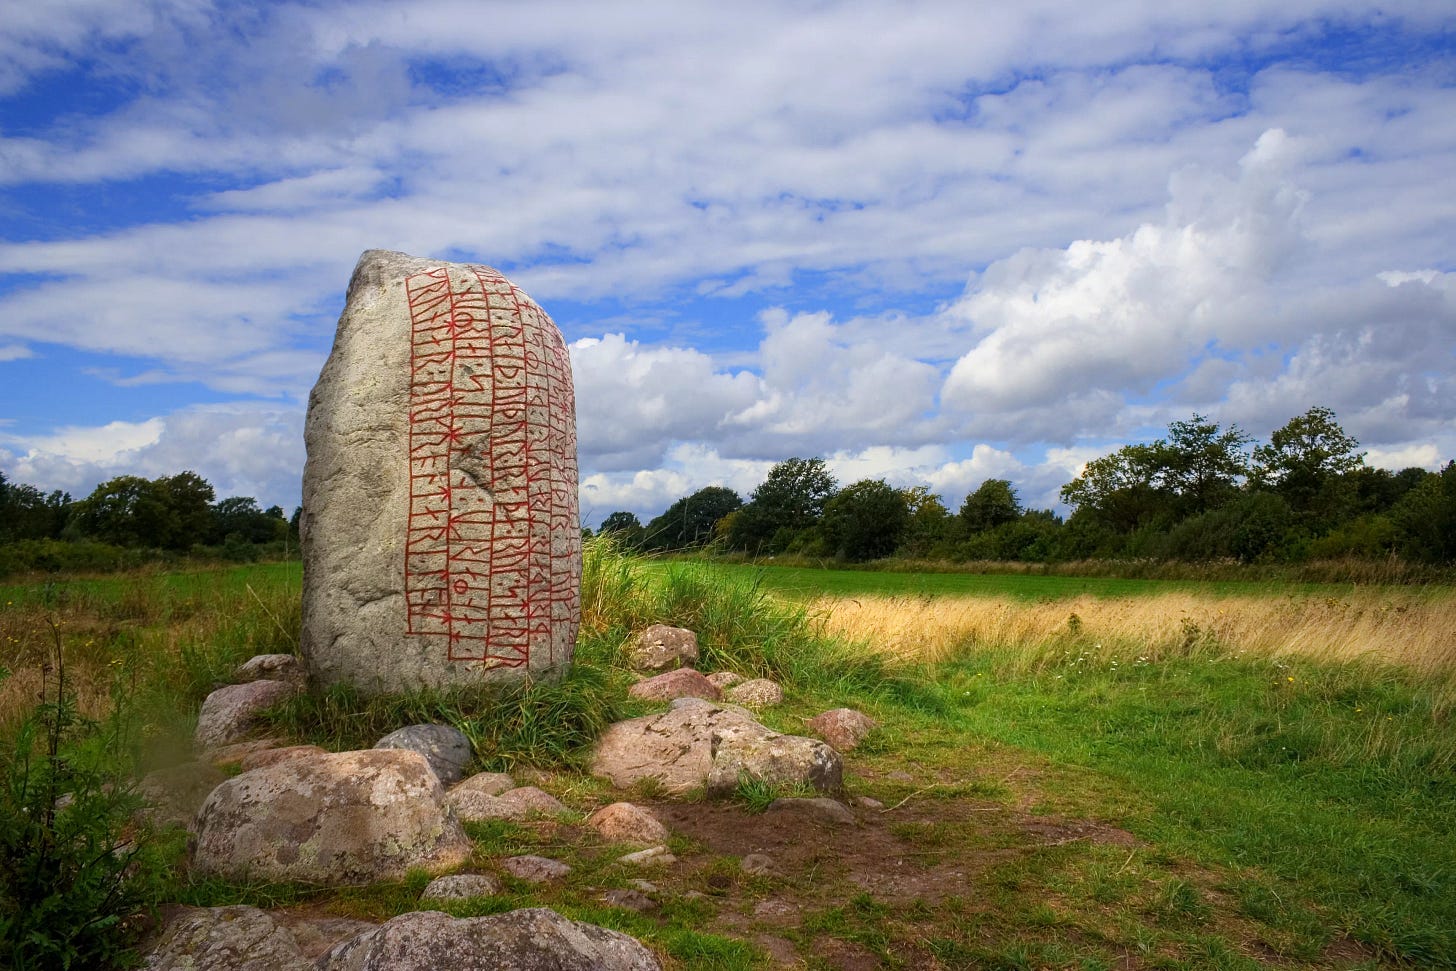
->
left=2, top=541, right=1454, bottom=967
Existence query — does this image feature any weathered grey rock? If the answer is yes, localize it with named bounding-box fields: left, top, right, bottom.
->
left=194, top=680, right=298, bottom=749
left=765, top=796, right=856, bottom=826
left=705, top=720, right=842, bottom=797
left=302, top=250, right=580, bottom=696
left=203, top=738, right=287, bottom=768
left=192, top=749, right=471, bottom=885
left=600, top=889, right=658, bottom=912
left=727, top=678, right=783, bottom=708
left=137, top=762, right=227, bottom=828
left=592, top=697, right=841, bottom=797
left=451, top=771, right=516, bottom=797
left=317, top=908, right=660, bottom=971
left=235, top=654, right=307, bottom=686
left=275, top=917, right=378, bottom=961
left=626, top=625, right=698, bottom=672
left=618, top=845, right=675, bottom=866
left=375, top=724, right=473, bottom=785
left=806, top=708, right=879, bottom=752
left=143, top=905, right=312, bottom=971
left=854, top=795, right=886, bottom=811
left=240, top=745, right=328, bottom=772
left=447, top=785, right=569, bottom=822
left=705, top=671, right=744, bottom=690
left=628, top=668, right=721, bottom=702
left=585, top=803, right=670, bottom=846
left=501, top=855, right=571, bottom=883
left=422, top=873, right=503, bottom=900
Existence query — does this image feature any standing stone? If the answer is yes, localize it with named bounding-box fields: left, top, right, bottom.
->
left=302, top=250, right=580, bottom=695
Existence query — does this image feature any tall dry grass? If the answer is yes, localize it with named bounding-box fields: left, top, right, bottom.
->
left=815, top=589, right=1456, bottom=683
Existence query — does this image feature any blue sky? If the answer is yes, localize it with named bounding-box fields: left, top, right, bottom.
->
left=2, top=0, right=1453, bottom=525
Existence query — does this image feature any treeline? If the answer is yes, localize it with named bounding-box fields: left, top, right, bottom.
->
left=596, top=407, right=1456, bottom=567
left=0, top=471, right=299, bottom=576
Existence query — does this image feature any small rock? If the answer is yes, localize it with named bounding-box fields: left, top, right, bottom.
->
left=806, top=708, right=879, bottom=752
left=600, top=888, right=659, bottom=913
left=501, top=855, right=571, bottom=883
left=618, top=844, right=676, bottom=866
left=765, top=796, right=856, bottom=826
left=235, top=654, right=307, bottom=686
left=195, top=681, right=298, bottom=749
left=374, top=724, right=473, bottom=786
left=705, top=671, right=744, bottom=690
left=727, top=678, right=783, bottom=708
left=240, top=745, right=328, bottom=772
left=142, top=905, right=312, bottom=970
left=421, top=873, right=502, bottom=900
left=626, top=625, right=699, bottom=673
left=854, top=795, right=885, bottom=811
left=448, top=785, right=569, bottom=822
left=628, top=668, right=722, bottom=702
left=629, top=879, right=659, bottom=893
left=740, top=853, right=780, bottom=876
left=451, top=771, right=516, bottom=797
left=586, top=803, right=670, bottom=846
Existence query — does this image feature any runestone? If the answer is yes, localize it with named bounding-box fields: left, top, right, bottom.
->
left=301, top=250, right=580, bottom=694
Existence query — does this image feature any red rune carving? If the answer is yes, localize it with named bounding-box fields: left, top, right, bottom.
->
left=403, top=266, right=578, bottom=667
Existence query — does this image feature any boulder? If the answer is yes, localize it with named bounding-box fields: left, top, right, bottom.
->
left=585, top=803, right=670, bottom=846
left=422, top=873, right=502, bottom=900
left=239, top=744, right=329, bottom=772
left=235, top=654, right=307, bottom=686
left=375, top=724, right=473, bottom=785
left=143, top=905, right=313, bottom=971
left=301, top=250, right=580, bottom=696
left=194, top=680, right=298, bottom=749
left=806, top=708, right=879, bottom=752
left=192, top=749, right=471, bottom=885
left=447, top=785, right=569, bottom=822
left=705, top=719, right=842, bottom=796
left=500, top=855, right=571, bottom=883
left=726, top=678, right=783, bottom=708
left=591, top=697, right=841, bottom=797
left=625, top=625, right=698, bottom=672
left=628, top=669, right=721, bottom=703
left=317, top=908, right=660, bottom=971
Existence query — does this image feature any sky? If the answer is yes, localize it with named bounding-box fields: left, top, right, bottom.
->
left=1, top=0, right=1453, bottom=526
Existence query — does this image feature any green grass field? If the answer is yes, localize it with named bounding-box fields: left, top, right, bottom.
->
left=3, top=548, right=1453, bottom=968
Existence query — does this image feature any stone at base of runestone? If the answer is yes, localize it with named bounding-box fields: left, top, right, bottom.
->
left=142, top=905, right=313, bottom=971
left=805, top=707, right=879, bottom=752
left=315, top=908, right=661, bottom=971
left=194, top=680, right=299, bottom=749
left=626, top=625, right=700, bottom=672
left=501, top=855, right=572, bottom=883
left=421, top=873, right=503, bottom=900
left=727, top=678, right=784, bottom=707
left=628, top=668, right=722, bottom=702
left=585, top=802, right=671, bottom=846
left=374, top=724, right=473, bottom=785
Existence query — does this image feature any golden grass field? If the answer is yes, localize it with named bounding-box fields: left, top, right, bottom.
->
left=813, top=588, right=1456, bottom=687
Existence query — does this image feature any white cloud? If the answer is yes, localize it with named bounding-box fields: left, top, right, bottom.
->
left=0, top=343, right=33, bottom=361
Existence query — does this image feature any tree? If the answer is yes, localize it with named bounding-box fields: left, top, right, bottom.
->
left=728, top=458, right=837, bottom=552
left=1392, top=462, right=1456, bottom=563
left=1156, top=414, right=1250, bottom=515
left=212, top=496, right=285, bottom=544
left=1060, top=443, right=1167, bottom=535
left=819, top=479, right=909, bottom=562
left=0, top=473, right=70, bottom=542
left=959, top=479, right=1021, bottom=533
left=158, top=472, right=215, bottom=548
left=896, top=486, right=953, bottom=558
left=73, top=472, right=216, bottom=550
left=597, top=510, right=646, bottom=550
left=644, top=486, right=743, bottom=550
left=1253, top=406, right=1364, bottom=526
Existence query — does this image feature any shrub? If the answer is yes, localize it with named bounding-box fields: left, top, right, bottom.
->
left=0, top=625, right=171, bottom=970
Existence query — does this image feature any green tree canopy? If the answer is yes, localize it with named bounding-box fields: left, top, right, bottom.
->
left=1156, top=414, right=1251, bottom=515
left=959, top=479, right=1022, bottom=533
left=819, top=478, right=910, bottom=562
left=728, top=457, right=837, bottom=552
left=1252, top=406, right=1364, bottom=524
left=644, top=486, right=742, bottom=549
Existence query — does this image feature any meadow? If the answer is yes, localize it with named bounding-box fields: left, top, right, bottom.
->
left=2, top=547, right=1453, bottom=969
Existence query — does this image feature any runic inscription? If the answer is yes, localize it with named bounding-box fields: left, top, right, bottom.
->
left=403, top=266, right=578, bottom=667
